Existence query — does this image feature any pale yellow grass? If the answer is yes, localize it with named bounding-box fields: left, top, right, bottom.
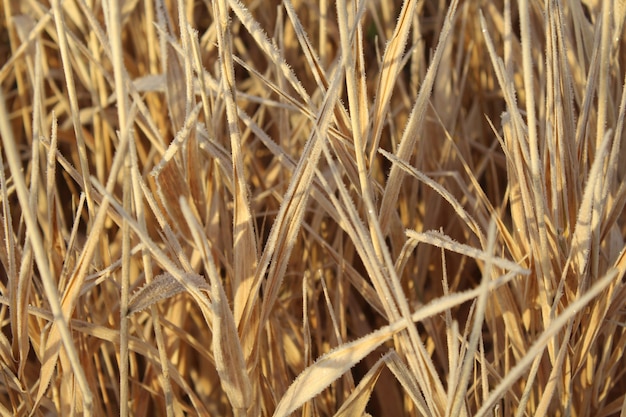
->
left=1, top=0, right=626, bottom=416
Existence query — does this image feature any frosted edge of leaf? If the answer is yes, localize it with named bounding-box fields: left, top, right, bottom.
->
left=128, top=272, right=209, bottom=315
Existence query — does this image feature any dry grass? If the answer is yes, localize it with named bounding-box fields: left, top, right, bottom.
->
left=1, top=0, right=626, bottom=415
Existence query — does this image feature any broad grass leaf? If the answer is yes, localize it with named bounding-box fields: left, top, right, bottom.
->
left=273, top=324, right=397, bottom=417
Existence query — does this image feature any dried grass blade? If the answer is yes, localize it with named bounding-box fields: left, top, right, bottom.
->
left=378, top=0, right=458, bottom=233
left=283, top=0, right=329, bottom=92
left=183, top=81, right=207, bottom=219
left=213, top=0, right=259, bottom=329
left=228, top=0, right=312, bottom=105
left=1, top=158, right=31, bottom=408
left=531, top=324, right=573, bottom=416
left=599, top=73, right=626, bottom=242
left=551, top=0, right=579, bottom=229
left=272, top=321, right=397, bottom=417
left=213, top=287, right=253, bottom=415
left=120, top=160, right=131, bottom=417
left=368, top=0, right=421, bottom=163
left=128, top=272, right=209, bottom=315
left=517, top=0, right=553, bottom=294
left=187, top=25, right=214, bottom=129
left=405, top=229, right=526, bottom=274
left=164, top=41, right=187, bottom=133
left=0, top=357, right=23, bottom=406
left=152, top=157, right=195, bottom=238
left=99, top=8, right=148, bottom=407
left=151, top=103, right=203, bottom=240
left=572, top=281, right=617, bottom=376
left=185, top=131, right=207, bottom=226
left=385, top=351, right=430, bottom=415
left=380, top=149, right=483, bottom=242
left=336, top=0, right=368, bottom=152
left=568, top=130, right=613, bottom=282
left=321, top=131, right=451, bottom=412
left=333, top=351, right=390, bottom=417
left=180, top=198, right=252, bottom=414
left=336, top=0, right=383, bottom=265
left=176, top=0, right=195, bottom=117
left=480, top=14, right=539, bottom=261
left=514, top=344, right=543, bottom=417
left=0, top=125, right=26, bottom=378
left=479, top=335, right=489, bottom=406
left=354, top=6, right=369, bottom=146
left=594, top=0, right=613, bottom=152
left=50, top=0, right=95, bottom=217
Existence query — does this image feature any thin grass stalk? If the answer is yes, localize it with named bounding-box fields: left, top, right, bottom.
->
left=0, top=121, right=23, bottom=391
left=595, top=0, right=613, bottom=153
left=475, top=267, right=619, bottom=417
left=283, top=0, right=329, bottom=94
left=105, top=0, right=134, bottom=411
left=21, top=37, right=45, bottom=383
left=119, top=159, right=131, bottom=417
left=176, top=0, right=194, bottom=120
left=318, top=0, right=329, bottom=65
left=50, top=0, right=95, bottom=217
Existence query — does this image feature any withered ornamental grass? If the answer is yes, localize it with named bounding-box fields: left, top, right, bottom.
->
left=1, top=0, right=626, bottom=416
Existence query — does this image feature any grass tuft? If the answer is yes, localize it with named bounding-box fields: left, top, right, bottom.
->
left=1, top=0, right=626, bottom=415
